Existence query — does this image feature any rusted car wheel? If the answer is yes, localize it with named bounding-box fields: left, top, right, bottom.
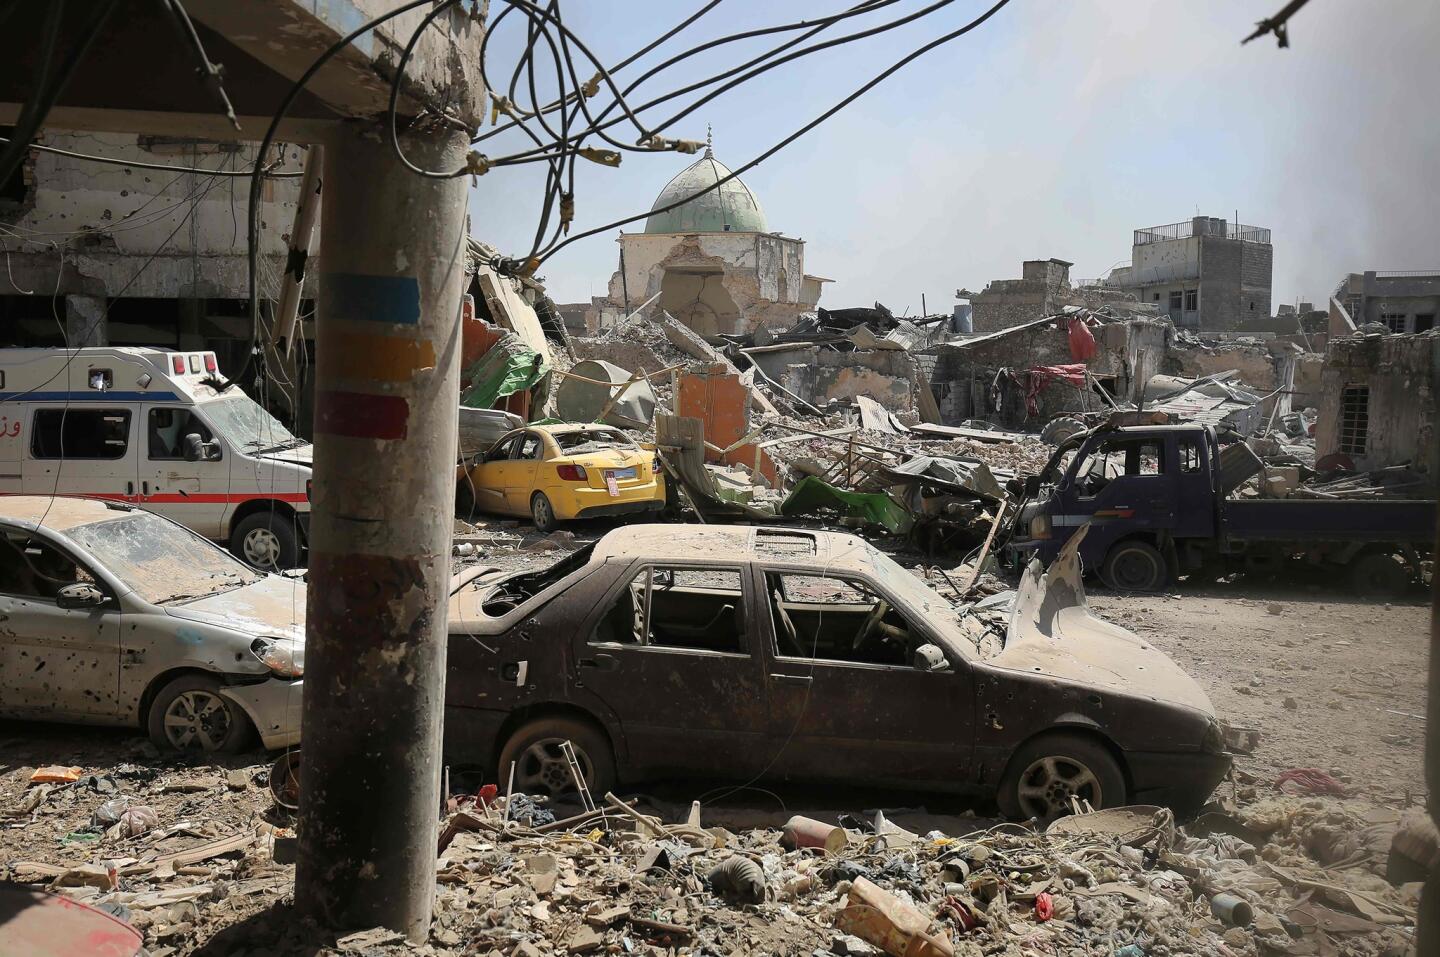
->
left=147, top=675, right=253, bottom=754
left=530, top=493, right=559, bottom=533
left=997, top=733, right=1126, bottom=822
left=498, top=717, right=614, bottom=799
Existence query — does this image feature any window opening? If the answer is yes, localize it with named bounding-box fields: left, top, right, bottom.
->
left=1339, top=387, right=1369, bottom=455
left=591, top=566, right=745, bottom=653
left=31, top=409, right=131, bottom=460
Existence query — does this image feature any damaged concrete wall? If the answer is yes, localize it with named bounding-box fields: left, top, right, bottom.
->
left=1164, top=339, right=1309, bottom=417
left=0, top=131, right=305, bottom=300
left=1314, top=331, right=1439, bottom=478
left=760, top=346, right=914, bottom=412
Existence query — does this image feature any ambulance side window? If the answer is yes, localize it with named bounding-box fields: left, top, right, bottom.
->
left=31, top=409, right=131, bottom=460
left=147, top=408, right=212, bottom=460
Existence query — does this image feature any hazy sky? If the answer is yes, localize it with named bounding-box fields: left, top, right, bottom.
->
left=467, top=1, right=1440, bottom=315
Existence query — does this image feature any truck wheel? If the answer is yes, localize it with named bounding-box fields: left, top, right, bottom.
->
left=1349, top=552, right=1409, bottom=597
left=498, top=716, right=615, bottom=800
left=997, top=732, right=1127, bottom=822
left=1040, top=416, right=1087, bottom=446
left=1101, top=540, right=1169, bottom=592
left=230, top=512, right=301, bottom=570
left=530, top=492, right=559, bottom=533
left=147, top=675, right=254, bottom=754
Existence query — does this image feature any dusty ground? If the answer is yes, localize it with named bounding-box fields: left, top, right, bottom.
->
left=0, top=527, right=1429, bottom=954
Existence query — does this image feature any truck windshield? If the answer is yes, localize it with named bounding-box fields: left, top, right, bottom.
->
left=201, top=395, right=302, bottom=454
left=65, top=511, right=261, bottom=604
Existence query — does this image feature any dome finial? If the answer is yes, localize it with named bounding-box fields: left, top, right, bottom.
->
left=705, top=124, right=713, bottom=158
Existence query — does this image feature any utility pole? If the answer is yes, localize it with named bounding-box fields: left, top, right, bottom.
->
left=295, top=121, right=469, bottom=939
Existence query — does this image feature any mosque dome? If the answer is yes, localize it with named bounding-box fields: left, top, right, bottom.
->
left=643, top=146, right=768, bottom=234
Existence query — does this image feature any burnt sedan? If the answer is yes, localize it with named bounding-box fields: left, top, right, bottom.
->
left=445, top=524, right=1232, bottom=820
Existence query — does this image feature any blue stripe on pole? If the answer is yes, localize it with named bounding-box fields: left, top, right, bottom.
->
left=323, top=272, right=422, bottom=326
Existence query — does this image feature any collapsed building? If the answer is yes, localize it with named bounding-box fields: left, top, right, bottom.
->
left=580, top=141, right=829, bottom=338
left=1314, top=328, right=1439, bottom=479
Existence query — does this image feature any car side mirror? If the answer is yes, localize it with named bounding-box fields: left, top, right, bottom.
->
left=1024, top=475, right=1042, bottom=497
left=56, top=582, right=107, bottom=609
left=183, top=433, right=204, bottom=462
left=912, top=643, right=951, bottom=673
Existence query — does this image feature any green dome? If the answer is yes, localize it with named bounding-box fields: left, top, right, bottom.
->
left=643, top=149, right=768, bottom=234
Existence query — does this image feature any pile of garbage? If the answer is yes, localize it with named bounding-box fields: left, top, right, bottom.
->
left=2, top=743, right=1427, bottom=956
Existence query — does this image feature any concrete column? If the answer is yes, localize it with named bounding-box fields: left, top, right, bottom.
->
left=295, top=122, right=467, bottom=938
left=64, top=295, right=107, bottom=346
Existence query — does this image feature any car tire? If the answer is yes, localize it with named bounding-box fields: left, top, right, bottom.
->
left=996, top=732, right=1127, bottom=822
left=1040, top=416, right=1087, bottom=446
left=497, top=716, right=615, bottom=799
left=1101, top=540, right=1168, bottom=592
left=530, top=492, right=559, bottom=533
left=147, top=675, right=254, bottom=754
left=230, top=511, right=301, bottom=570
left=456, top=476, right=477, bottom=520
left=1349, top=552, right=1409, bottom=597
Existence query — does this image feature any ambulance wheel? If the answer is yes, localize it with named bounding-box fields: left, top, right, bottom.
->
left=531, top=493, right=559, bottom=533
left=231, top=512, right=301, bottom=570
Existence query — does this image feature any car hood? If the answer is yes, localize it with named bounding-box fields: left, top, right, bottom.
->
left=163, top=574, right=306, bottom=643
left=254, top=444, right=312, bottom=467
left=989, top=528, right=1214, bottom=715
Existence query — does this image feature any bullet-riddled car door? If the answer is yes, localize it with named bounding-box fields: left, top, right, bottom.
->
left=575, top=562, right=768, bottom=779
left=0, top=524, right=121, bottom=719
left=761, top=570, right=974, bottom=789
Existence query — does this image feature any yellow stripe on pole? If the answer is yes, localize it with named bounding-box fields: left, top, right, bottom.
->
left=329, top=331, right=437, bottom=382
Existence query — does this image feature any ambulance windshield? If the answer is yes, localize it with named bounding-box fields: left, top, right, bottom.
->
left=203, top=395, right=303, bottom=454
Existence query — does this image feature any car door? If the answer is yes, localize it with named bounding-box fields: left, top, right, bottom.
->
left=504, top=431, right=545, bottom=514
left=574, top=562, right=769, bottom=778
left=23, top=405, right=139, bottom=502
left=1057, top=434, right=1177, bottom=565
left=0, top=523, right=122, bottom=720
left=470, top=434, right=520, bottom=515
left=140, top=404, right=229, bottom=537
left=760, top=570, right=973, bottom=788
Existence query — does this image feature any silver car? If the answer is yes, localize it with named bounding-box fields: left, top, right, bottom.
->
left=0, top=495, right=303, bottom=752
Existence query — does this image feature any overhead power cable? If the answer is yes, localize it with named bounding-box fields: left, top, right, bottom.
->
left=0, top=136, right=303, bottom=177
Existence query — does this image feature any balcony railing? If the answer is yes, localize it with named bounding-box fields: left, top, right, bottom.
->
left=1134, top=220, right=1271, bottom=246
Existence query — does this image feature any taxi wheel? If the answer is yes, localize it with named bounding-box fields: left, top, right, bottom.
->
left=147, top=675, right=254, bottom=754
left=231, top=512, right=300, bottom=570
left=531, top=492, right=559, bottom=533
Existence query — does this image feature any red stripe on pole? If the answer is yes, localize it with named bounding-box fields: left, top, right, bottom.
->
left=314, top=390, right=410, bottom=440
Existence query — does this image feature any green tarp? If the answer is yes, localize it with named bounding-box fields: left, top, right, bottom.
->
left=779, top=476, right=913, bottom=534
left=459, top=335, right=548, bottom=410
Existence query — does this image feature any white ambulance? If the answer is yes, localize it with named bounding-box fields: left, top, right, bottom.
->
left=0, top=347, right=310, bottom=569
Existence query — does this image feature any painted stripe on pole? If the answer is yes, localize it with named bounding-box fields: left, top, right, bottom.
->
left=323, top=272, right=422, bottom=326
left=329, top=332, right=436, bottom=382
left=315, top=390, right=409, bottom=440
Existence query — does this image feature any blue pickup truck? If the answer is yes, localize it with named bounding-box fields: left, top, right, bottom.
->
left=1008, top=423, right=1435, bottom=594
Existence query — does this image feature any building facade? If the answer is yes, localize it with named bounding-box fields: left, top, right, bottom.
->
left=1314, top=330, right=1439, bottom=480
left=1105, top=216, right=1273, bottom=332
left=1334, top=270, right=1440, bottom=334
left=0, top=130, right=311, bottom=372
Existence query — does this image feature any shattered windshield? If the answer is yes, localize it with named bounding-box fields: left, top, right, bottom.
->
left=862, top=543, right=979, bottom=655
left=554, top=429, right=635, bottom=454
left=201, top=395, right=303, bottom=454
left=65, top=512, right=262, bottom=604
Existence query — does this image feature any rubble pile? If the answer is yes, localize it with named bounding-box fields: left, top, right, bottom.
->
left=3, top=745, right=1423, bottom=956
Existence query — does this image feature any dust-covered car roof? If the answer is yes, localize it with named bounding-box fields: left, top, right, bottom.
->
left=589, top=524, right=881, bottom=573
left=0, top=495, right=133, bottom=532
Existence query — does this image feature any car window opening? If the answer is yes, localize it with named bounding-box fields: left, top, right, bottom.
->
left=0, top=528, right=100, bottom=599
left=768, top=572, right=929, bottom=669
left=478, top=543, right=597, bottom=617
left=591, top=566, right=744, bottom=653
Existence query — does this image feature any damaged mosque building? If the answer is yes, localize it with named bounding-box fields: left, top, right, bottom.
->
left=583, top=140, right=830, bottom=337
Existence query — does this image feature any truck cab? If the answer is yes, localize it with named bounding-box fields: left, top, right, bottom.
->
left=0, top=347, right=310, bottom=569
left=1011, top=423, right=1223, bottom=589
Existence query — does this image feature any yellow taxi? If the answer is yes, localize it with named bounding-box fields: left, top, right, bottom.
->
left=465, top=424, right=665, bottom=531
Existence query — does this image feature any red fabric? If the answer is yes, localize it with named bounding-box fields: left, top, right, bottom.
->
left=1034, top=892, right=1054, bottom=921
left=1276, top=768, right=1347, bottom=796
left=1009, top=363, right=1089, bottom=416
left=1066, top=316, right=1097, bottom=361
